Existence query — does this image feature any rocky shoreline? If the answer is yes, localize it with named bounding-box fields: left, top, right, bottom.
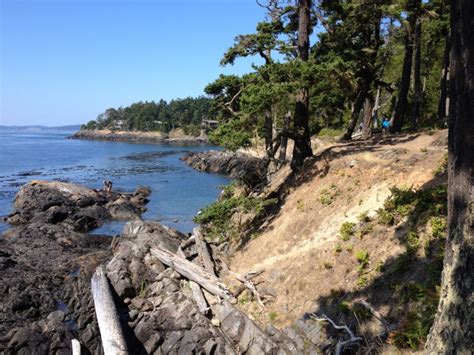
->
left=0, top=181, right=151, bottom=353
left=181, top=150, right=268, bottom=188
left=70, top=129, right=208, bottom=144
left=1, top=179, right=328, bottom=354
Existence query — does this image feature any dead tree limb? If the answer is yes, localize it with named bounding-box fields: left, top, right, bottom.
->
left=227, top=269, right=266, bottom=309
left=91, top=266, right=128, bottom=355
left=310, top=314, right=362, bottom=355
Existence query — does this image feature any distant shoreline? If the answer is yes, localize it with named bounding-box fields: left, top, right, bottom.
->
left=69, top=129, right=208, bottom=144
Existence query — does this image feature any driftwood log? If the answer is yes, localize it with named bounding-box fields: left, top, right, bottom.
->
left=150, top=246, right=231, bottom=299
left=91, top=265, right=128, bottom=355
left=177, top=244, right=210, bottom=316
left=71, top=339, right=81, bottom=355
left=193, top=227, right=216, bottom=276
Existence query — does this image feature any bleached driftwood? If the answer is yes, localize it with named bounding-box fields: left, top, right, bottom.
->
left=91, top=265, right=128, bottom=355
left=150, top=246, right=231, bottom=299
left=71, top=339, right=81, bottom=355
left=177, top=246, right=210, bottom=315
left=310, top=314, right=362, bottom=355
left=192, top=227, right=216, bottom=276
left=181, top=235, right=196, bottom=249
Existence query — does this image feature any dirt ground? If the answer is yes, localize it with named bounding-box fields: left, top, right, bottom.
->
left=229, top=130, right=448, bottom=332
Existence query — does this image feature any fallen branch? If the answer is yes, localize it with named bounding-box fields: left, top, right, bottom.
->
left=227, top=270, right=266, bottom=309
left=91, top=265, right=128, bottom=355
left=150, top=246, right=231, bottom=299
left=231, top=270, right=264, bottom=298
left=310, top=314, right=362, bottom=355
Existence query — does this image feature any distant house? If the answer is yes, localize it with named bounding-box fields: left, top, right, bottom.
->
left=201, top=119, right=219, bottom=129
left=113, top=120, right=125, bottom=129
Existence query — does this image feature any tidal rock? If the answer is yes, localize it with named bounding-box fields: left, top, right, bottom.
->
left=6, top=181, right=150, bottom=232
left=181, top=150, right=268, bottom=188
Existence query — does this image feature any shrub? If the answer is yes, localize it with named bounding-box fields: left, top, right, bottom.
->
left=340, top=222, right=355, bottom=241
left=355, top=249, right=369, bottom=274
left=430, top=216, right=447, bottom=239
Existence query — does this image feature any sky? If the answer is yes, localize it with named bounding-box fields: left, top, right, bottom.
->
left=0, top=0, right=269, bottom=126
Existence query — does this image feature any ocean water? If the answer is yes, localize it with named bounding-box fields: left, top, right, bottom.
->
left=0, top=130, right=229, bottom=235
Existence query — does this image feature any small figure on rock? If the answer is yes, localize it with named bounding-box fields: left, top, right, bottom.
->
left=103, top=180, right=113, bottom=193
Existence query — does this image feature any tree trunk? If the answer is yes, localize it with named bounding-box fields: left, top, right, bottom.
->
left=362, top=96, right=373, bottom=140
left=437, top=31, right=450, bottom=126
left=264, top=109, right=273, bottom=160
left=291, top=0, right=313, bottom=170
left=279, top=111, right=290, bottom=164
left=426, top=0, right=474, bottom=352
left=342, top=80, right=369, bottom=140
left=372, top=86, right=381, bottom=129
left=390, top=8, right=416, bottom=133
left=411, top=17, right=422, bottom=131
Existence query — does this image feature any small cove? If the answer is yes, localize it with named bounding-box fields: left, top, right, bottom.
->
left=0, top=130, right=229, bottom=235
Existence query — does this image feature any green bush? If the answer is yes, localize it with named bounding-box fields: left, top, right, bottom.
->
left=194, top=192, right=277, bottom=242
left=340, top=222, right=355, bottom=241
left=430, top=216, right=447, bottom=239
left=355, top=249, right=369, bottom=274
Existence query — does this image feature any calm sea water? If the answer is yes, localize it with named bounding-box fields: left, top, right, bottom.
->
left=0, top=130, right=229, bottom=235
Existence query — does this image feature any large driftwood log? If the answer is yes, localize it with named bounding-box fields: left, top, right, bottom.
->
left=193, top=227, right=216, bottom=276
left=91, top=265, right=128, bottom=355
left=177, top=246, right=210, bottom=316
left=150, top=246, right=231, bottom=299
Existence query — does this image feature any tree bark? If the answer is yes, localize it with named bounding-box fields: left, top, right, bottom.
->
left=342, top=79, right=370, bottom=140
left=411, top=17, right=422, bottom=131
left=426, top=0, right=474, bottom=352
left=279, top=111, right=290, bottom=164
left=264, top=109, right=273, bottom=160
left=390, top=5, right=417, bottom=133
left=291, top=0, right=313, bottom=170
left=372, top=86, right=381, bottom=129
left=437, top=31, right=450, bottom=126
left=362, top=96, right=374, bottom=140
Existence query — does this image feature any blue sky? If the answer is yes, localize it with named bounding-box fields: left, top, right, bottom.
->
left=1, top=0, right=269, bottom=126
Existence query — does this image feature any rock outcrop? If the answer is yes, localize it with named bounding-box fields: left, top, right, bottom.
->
left=181, top=151, right=268, bottom=188
left=6, top=181, right=150, bottom=232
left=0, top=181, right=151, bottom=354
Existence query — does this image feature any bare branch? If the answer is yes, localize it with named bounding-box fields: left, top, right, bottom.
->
left=310, top=314, right=362, bottom=355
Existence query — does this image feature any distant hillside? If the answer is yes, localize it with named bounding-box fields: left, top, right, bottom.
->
left=0, top=124, right=81, bottom=131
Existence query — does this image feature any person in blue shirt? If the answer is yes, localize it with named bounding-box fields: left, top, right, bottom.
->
left=382, top=116, right=390, bottom=135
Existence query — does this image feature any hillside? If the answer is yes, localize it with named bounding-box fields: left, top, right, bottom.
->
left=215, top=130, right=448, bottom=351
